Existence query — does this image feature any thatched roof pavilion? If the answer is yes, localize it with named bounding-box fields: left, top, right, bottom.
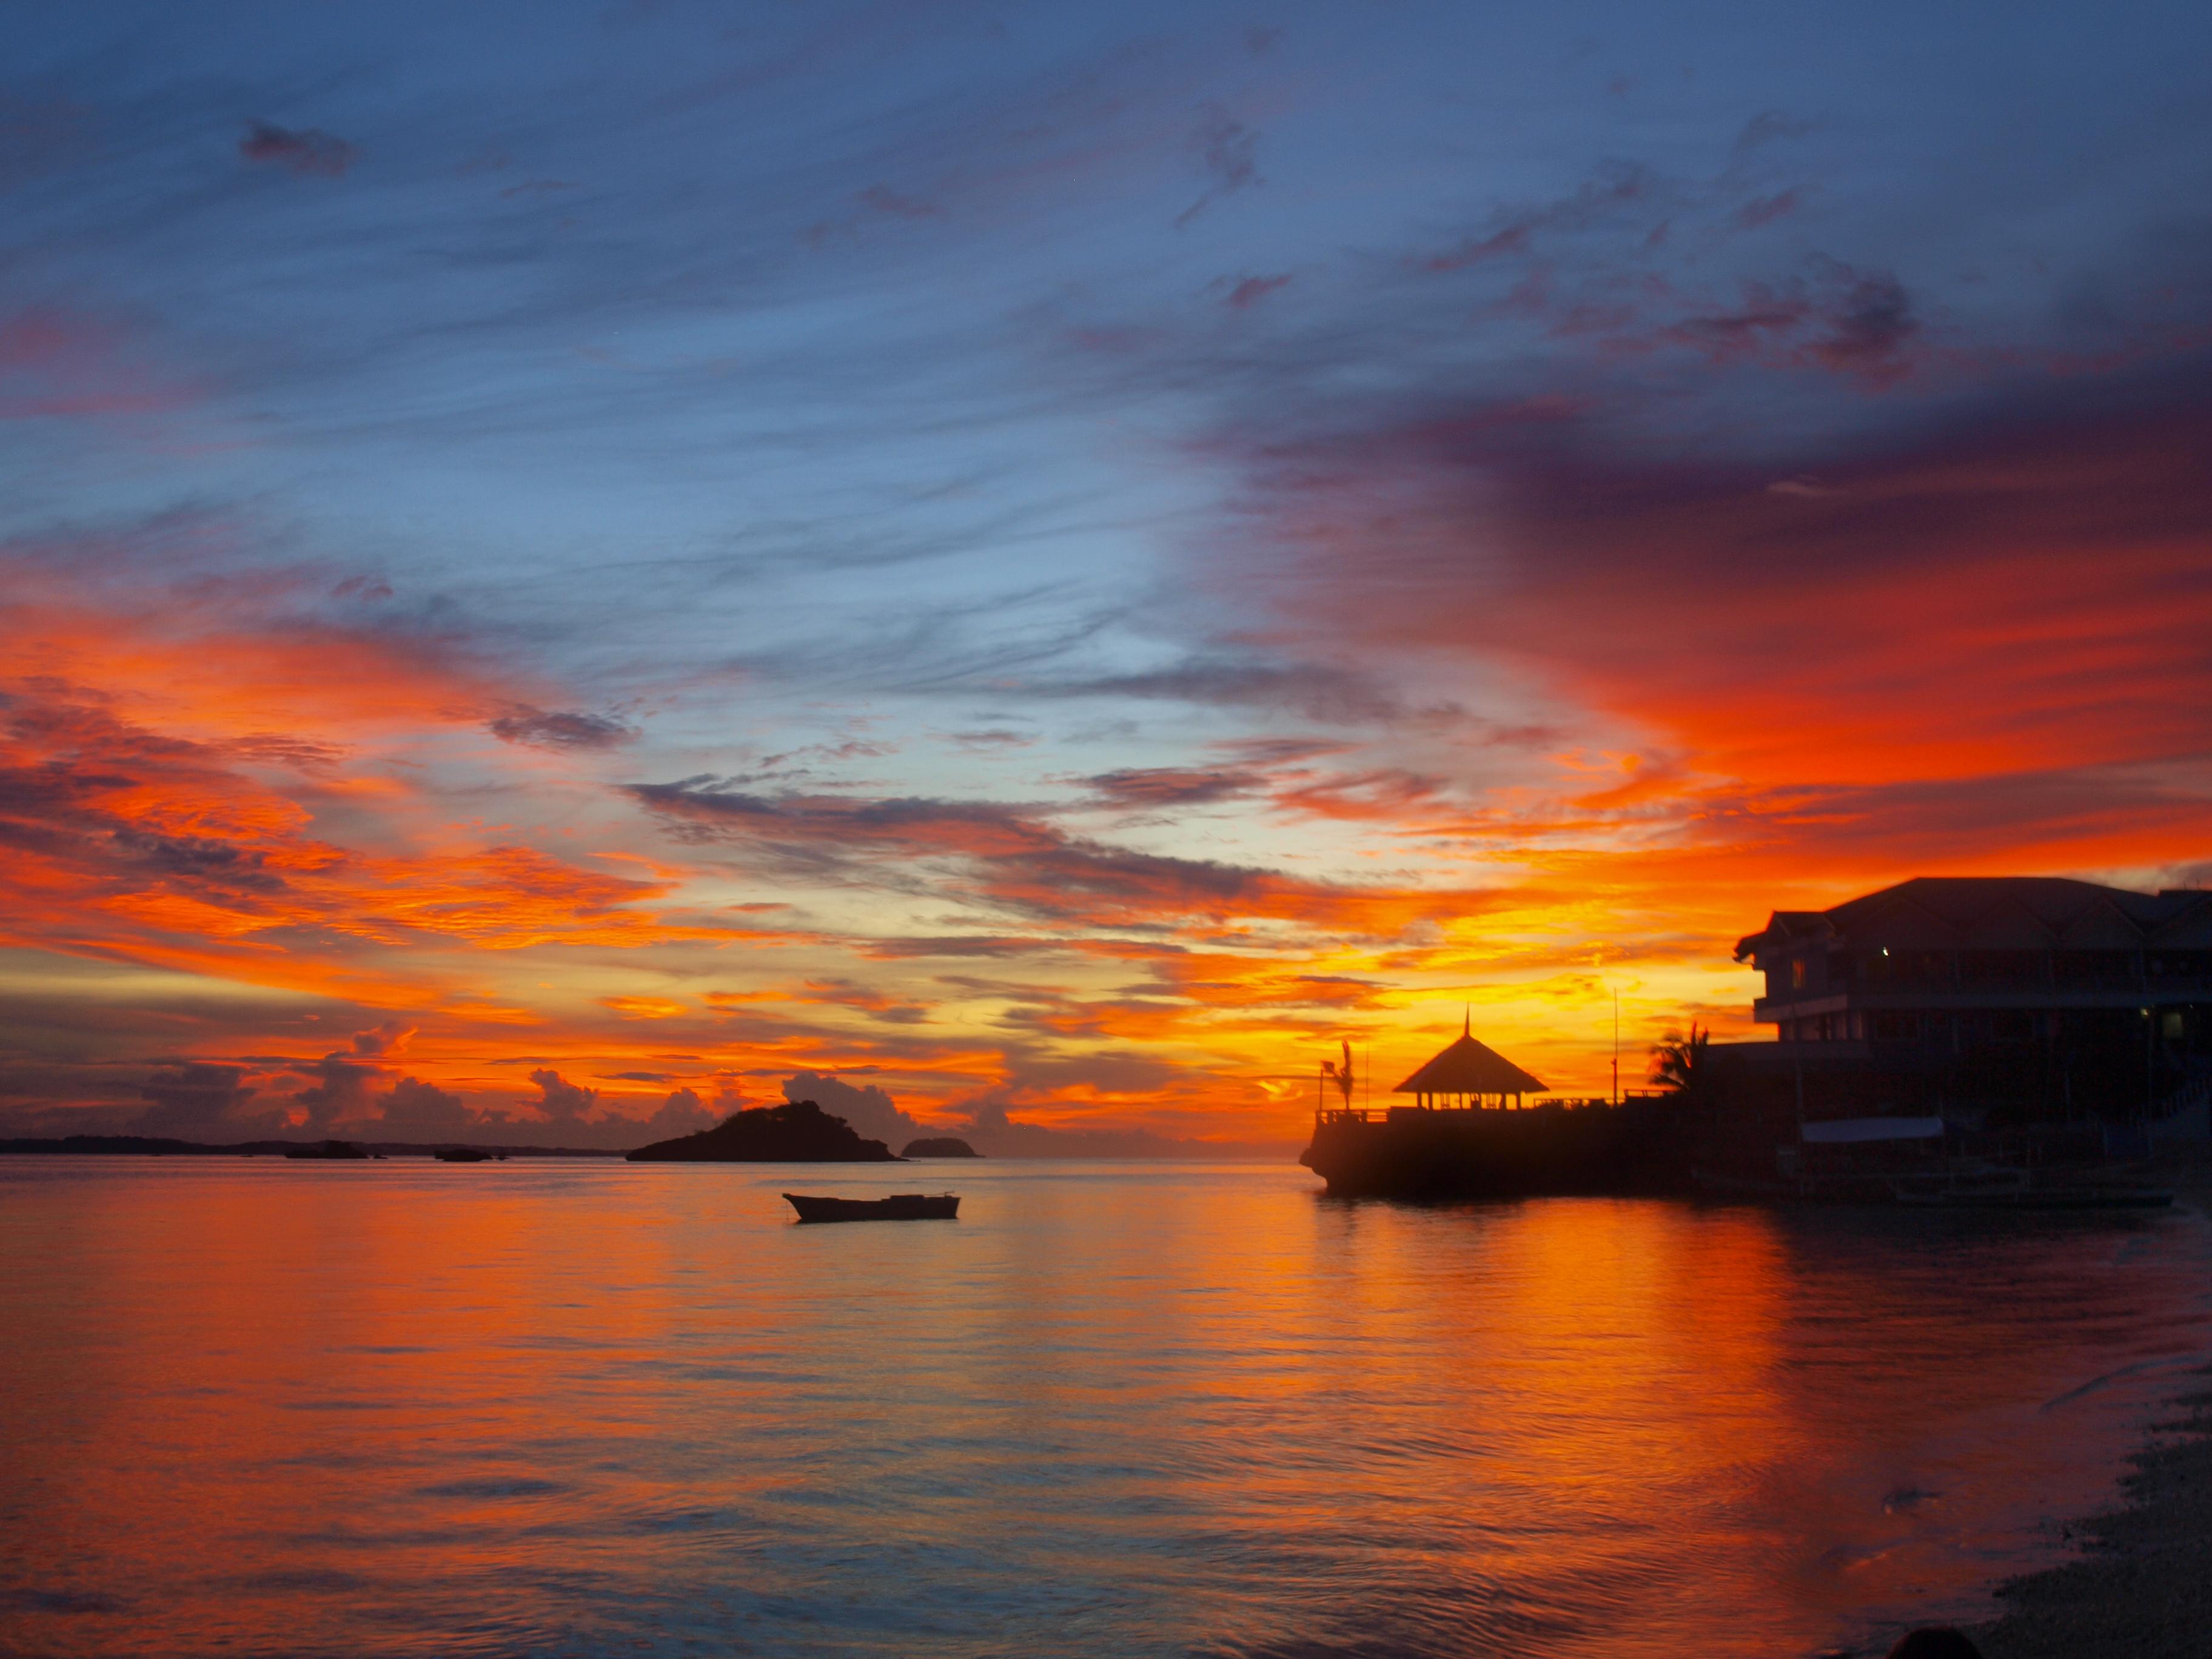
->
left=1393, top=1013, right=1548, bottom=1108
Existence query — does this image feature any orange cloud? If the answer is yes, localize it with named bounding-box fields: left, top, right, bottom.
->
left=14, top=386, right=2205, bottom=1142
left=0, top=580, right=703, bottom=1009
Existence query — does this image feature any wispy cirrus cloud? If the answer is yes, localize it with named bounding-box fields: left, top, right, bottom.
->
left=1174, top=104, right=1262, bottom=228
left=625, top=778, right=1509, bottom=938
left=0, top=309, right=203, bottom=421
left=1661, top=260, right=1917, bottom=383
left=1083, top=765, right=1267, bottom=808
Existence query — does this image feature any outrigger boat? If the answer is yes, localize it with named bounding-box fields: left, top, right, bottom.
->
left=783, top=1191, right=960, bottom=1223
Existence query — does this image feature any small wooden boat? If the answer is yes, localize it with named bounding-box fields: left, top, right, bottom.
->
left=783, top=1192, right=960, bottom=1223
left=1888, top=1162, right=2030, bottom=1206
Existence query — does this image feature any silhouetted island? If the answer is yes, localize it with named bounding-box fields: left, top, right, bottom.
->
left=283, top=1139, right=370, bottom=1160
left=901, top=1137, right=980, bottom=1158
left=626, top=1100, right=900, bottom=1162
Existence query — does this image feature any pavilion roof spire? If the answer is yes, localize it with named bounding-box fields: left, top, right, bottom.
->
left=1393, top=1018, right=1547, bottom=1099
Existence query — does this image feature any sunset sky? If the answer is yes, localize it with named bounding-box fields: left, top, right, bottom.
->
left=4, top=1, right=2208, bottom=1148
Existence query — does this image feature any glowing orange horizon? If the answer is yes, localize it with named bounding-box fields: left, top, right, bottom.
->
left=5, top=399, right=2208, bottom=1148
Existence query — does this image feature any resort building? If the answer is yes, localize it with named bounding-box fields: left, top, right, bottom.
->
left=1732, top=876, right=2212, bottom=1121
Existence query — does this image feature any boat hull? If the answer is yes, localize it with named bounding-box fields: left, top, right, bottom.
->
left=783, top=1192, right=960, bottom=1222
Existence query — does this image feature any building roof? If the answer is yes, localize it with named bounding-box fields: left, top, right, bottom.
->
left=1734, top=876, right=2212, bottom=962
left=1393, top=1015, right=1549, bottom=1096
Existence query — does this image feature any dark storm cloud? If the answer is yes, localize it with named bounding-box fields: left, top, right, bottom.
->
left=238, top=120, right=358, bottom=178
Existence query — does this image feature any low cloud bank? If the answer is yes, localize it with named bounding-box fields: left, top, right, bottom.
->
left=783, top=1072, right=1285, bottom=1160
left=18, top=1054, right=1281, bottom=1159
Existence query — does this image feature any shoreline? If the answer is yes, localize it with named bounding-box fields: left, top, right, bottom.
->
left=1975, top=1371, right=2212, bottom=1657
left=1974, top=1167, right=2212, bottom=1659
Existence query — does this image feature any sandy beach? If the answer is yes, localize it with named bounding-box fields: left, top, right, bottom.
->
left=1977, top=1174, right=2212, bottom=1659
left=1976, top=1373, right=2212, bottom=1658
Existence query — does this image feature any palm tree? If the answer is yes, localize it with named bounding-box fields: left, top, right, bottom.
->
left=1321, top=1039, right=1359, bottom=1110
left=1649, top=1023, right=1711, bottom=1096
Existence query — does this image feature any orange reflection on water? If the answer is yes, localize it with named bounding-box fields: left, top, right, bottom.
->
left=2, top=1159, right=2205, bottom=1658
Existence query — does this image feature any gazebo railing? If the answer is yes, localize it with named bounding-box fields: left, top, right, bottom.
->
left=1316, top=1091, right=1674, bottom=1126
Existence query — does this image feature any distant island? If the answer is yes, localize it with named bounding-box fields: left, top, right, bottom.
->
left=901, top=1137, right=980, bottom=1158
left=626, top=1099, right=899, bottom=1162
left=284, top=1139, right=369, bottom=1160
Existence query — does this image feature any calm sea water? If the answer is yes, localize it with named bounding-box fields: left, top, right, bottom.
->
left=4, top=1159, right=2208, bottom=1659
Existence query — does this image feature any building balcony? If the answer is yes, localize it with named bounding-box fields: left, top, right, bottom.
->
left=1752, top=993, right=1848, bottom=1024
left=1757, top=987, right=2212, bottom=1025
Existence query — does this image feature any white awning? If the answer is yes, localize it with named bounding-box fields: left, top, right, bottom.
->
left=1800, top=1116, right=1945, bottom=1144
